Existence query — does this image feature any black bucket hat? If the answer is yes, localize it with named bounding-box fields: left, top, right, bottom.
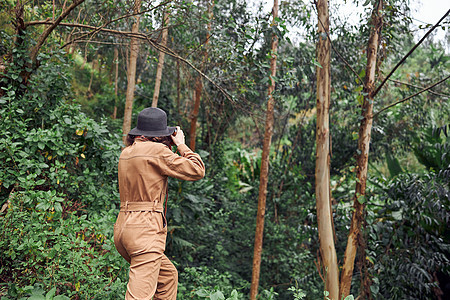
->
left=129, top=107, right=176, bottom=137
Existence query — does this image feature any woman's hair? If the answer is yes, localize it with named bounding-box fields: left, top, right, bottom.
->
left=126, top=134, right=173, bottom=148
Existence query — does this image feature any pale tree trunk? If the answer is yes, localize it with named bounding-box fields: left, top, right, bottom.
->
left=340, top=1, right=383, bottom=298
left=249, top=0, right=278, bottom=299
left=122, top=0, right=141, bottom=144
left=189, top=0, right=213, bottom=151
left=113, top=47, right=119, bottom=119
left=315, top=0, right=339, bottom=299
left=152, top=12, right=170, bottom=108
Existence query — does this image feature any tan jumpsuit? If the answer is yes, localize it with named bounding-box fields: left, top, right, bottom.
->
left=114, top=140, right=205, bottom=300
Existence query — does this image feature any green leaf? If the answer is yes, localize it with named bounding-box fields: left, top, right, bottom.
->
left=370, top=284, right=379, bottom=294
left=357, top=195, right=366, bottom=204
left=386, top=152, right=403, bottom=178
left=54, top=202, right=62, bottom=212
left=210, top=291, right=225, bottom=300
left=27, top=296, right=45, bottom=300
left=46, top=287, right=56, bottom=300
left=312, top=58, right=323, bottom=69
left=357, top=94, right=364, bottom=105
left=195, top=289, right=209, bottom=297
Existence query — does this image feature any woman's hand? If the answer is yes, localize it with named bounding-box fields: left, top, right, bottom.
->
left=171, top=126, right=185, bottom=146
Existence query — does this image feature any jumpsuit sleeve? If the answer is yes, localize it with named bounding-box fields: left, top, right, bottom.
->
left=161, top=144, right=205, bottom=181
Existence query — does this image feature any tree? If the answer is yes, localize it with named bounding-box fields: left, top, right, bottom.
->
left=315, top=0, right=339, bottom=298
left=250, top=0, right=279, bottom=298
left=113, top=47, right=119, bottom=119
left=152, top=11, right=170, bottom=108
left=0, top=0, right=85, bottom=96
left=189, top=0, right=214, bottom=151
left=340, top=0, right=383, bottom=298
left=122, top=0, right=142, bottom=144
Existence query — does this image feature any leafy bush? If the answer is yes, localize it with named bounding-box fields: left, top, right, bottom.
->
left=0, top=42, right=121, bottom=211
left=368, top=169, right=450, bottom=299
left=0, top=38, right=125, bottom=299
left=0, top=191, right=127, bottom=299
left=177, top=266, right=247, bottom=299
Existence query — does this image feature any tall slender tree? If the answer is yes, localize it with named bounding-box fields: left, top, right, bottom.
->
left=113, top=47, right=119, bottom=119
left=315, top=0, right=339, bottom=298
left=152, top=11, right=170, bottom=108
left=250, top=0, right=278, bottom=298
left=122, top=0, right=141, bottom=144
left=189, top=0, right=213, bottom=151
left=340, top=1, right=383, bottom=298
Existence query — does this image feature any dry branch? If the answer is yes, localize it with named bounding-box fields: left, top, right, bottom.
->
left=373, top=9, right=450, bottom=97
left=388, top=78, right=449, bottom=98
left=374, top=75, right=450, bottom=118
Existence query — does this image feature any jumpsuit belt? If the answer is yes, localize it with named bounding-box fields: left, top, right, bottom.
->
left=119, top=201, right=164, bottom=213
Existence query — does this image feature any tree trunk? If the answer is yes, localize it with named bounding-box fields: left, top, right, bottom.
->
left=340, top=1, right=383, bottom=298
left=189, top=0, right=213, bottom=151
left=152, top=12, right=170, bottom=108
left=315, top=0, right=339, bottom=299
left=122, top=0, right=141, bottom=144
left=88, top=53, right=98, bottom=93
left=176, top=59, right=181, bottom=116
left=189, top=74, right=203, bottom=150
left=249, top=0, right=278, bottom=299
left=113, top=47, right=119, bottom=119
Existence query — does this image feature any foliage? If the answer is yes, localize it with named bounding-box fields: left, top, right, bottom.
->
left=0, top=192, right=127, bottom=299
left=367, top=168, right=449, bottom=299
left=1, top=0, right=450, bottom=299
left=177, top=266, right=247, bottom=299
left=0, top=39, right=121, bottom=211
left=413, top=124, right=450, bottom=171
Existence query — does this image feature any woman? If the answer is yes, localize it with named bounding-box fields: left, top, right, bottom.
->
left=114, top=107, right=205, bottom=299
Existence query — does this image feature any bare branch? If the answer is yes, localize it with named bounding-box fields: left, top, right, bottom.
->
left=143, top=36, right=235, bottom=103
left=374, top=75, right=450, bottom=118
left=39, top=21, right=234, bottom=102
left=388, top=78, right=449, bottom=98
left=373, top=9, right=450, bottom=97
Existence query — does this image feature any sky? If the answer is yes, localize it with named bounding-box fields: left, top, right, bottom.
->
left=339, top=0, right=449, bottom=42
left=253, top=0, right=449, bottom=46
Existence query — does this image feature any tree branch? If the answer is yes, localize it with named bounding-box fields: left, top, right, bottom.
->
left=25, top=0, right=173, bottom=28
left=373, top=75, right=450, bottom=118
left=42, top=21, right=234, bottom=102
left=143, top=36, right=234, bottom=103
left=373, top=9, right=450, bottom=98
left=388, top=78, right=449, bottom=98
left=29, top=0, right=86, bottom=65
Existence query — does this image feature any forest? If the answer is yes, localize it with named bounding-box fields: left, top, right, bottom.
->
left=0, top=0, right=449, bottom=299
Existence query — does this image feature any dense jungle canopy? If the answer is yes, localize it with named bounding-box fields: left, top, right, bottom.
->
left=0, top=0, right=449, bottom=299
